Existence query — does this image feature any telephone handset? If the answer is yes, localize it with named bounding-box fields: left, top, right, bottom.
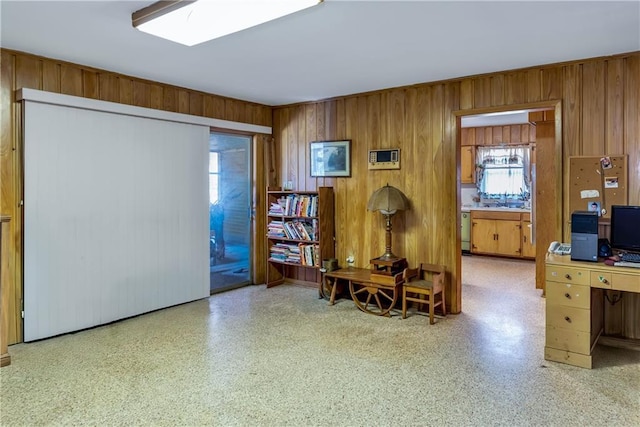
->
left=548, top=241, right=571, bottom=255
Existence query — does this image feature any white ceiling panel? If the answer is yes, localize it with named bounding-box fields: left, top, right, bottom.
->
left=1, top=0, right=638, bottom=106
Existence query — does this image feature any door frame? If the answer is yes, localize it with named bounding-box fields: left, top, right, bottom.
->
left=209, top=129, right=255, bottom=292
left=453, top=100, right=563, bottom=309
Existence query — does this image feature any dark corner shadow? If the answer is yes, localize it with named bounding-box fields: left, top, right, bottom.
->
left=591, top=343, right=640, bottom=368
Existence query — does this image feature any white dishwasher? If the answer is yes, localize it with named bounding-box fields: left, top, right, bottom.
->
left=461, top=211, right=471, bottom=253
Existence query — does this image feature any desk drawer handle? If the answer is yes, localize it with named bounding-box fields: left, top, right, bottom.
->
left=565, top=274, right=572, bottom=280
left=598, top=276, right=609, bottom=285
left=564, top=293, right=571, bottom=299
left=564, top=316, right=572, bottom=323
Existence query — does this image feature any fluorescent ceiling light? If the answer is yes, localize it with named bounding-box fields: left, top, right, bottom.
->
left=133, top=0, right=323, bottom=46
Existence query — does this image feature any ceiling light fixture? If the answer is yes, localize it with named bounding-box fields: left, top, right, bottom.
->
left=132, top=0, right=323, bottom=46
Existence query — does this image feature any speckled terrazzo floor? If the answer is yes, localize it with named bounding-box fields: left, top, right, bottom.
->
left=1, top=256, right=639, bottom=426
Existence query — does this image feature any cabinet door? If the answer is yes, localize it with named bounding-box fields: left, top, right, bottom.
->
left=461, top=146, right=475, bottom=184
left=471, top=218, right=497, bottom=254
left=521, top=220, right=536, bottom=258
left=495, top=220, right=522, bottom=256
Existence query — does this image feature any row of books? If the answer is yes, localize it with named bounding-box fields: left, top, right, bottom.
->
left=267, top=220, right=317, bottom=241
left=268, top=194, right=318, bottom=217
left=268, top=242, right=320, bottom=266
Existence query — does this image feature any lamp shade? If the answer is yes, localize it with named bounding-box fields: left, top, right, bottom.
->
left=367, top=184, right=410, bottom=215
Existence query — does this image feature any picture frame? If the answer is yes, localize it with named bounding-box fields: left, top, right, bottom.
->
left=310, top=140, right=351, bottom=177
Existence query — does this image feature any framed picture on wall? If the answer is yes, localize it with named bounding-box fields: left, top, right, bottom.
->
left=310, top=140, right=351, bottom=177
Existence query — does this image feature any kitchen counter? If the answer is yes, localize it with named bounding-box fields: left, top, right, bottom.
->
left=461, top=205, right=531, bottom=213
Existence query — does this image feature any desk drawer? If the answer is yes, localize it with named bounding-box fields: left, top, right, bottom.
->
left=545, top=326, right=591, bottom=354
left=611, top=273, right=640, bottom=292
left=590, top=271, right=612, bottom=289
left=546, top=266, right=590, bottom=286
left=546, top=304, right=591, bottom=332
left=546, top=281, right=590, bottom=309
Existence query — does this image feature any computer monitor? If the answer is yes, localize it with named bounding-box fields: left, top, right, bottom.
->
left=610, top=205, right=640, bottom=253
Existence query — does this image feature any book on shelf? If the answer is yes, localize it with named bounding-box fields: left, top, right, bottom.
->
left=268, top=220, right=316, bottom=241
left=298, top=243, right=320, bottom=267
left=267, top=221, right=286, bottom=238
left=277, top=194, right=318, bottom=217
left=283, top=222, right=300, bottom=240
left=269, top=242, right=302, bottom=264
left=294, top=221, right=312, bottom=241
left=268, top=202, right=285, bottom=216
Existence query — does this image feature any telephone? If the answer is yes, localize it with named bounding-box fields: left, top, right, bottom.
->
left=548, top=241, right=571, bottom=255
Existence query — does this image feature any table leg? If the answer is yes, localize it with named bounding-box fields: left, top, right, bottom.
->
left=330, top=277, right=339, bottom=305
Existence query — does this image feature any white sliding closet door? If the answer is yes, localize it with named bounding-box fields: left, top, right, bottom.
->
left=23, top=101, right=210, bottom=341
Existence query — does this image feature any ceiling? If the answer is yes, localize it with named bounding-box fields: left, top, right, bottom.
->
left=1, top=1, right=639, bottom=107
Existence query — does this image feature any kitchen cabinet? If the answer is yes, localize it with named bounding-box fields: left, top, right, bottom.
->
left=471, top=211, right=522, bottom=257
left=461, top=146, right=475, bottom=184
left=521, top=213, right=536, bottom=259
left=461, top=128, right=475, bottom=146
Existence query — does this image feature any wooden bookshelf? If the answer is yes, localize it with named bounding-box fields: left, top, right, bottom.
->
left=266, top=187, right=335, bottom=288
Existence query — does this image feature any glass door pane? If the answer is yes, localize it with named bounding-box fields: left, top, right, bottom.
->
left=209, top=132, right=252, bottom=293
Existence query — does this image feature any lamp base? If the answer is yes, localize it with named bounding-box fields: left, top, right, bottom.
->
left=370, top=256, right=407, bottom=276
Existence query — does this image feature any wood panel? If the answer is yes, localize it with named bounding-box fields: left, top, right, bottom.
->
left=61, top=64, right=82, bottom=96
left=273, top=52, right=640, bottom=316
left=3, top=47, right=639, bottom=339
left=464, top=124, right=535, bottom=145
left=83, top=70, right=99, bottom=99
left=0, top=48, right=272, bottom=344
left=624, top=55, right=640, bottom=206
left=581, top=62, right=606, bottom=156
left=606, top=58, right=624, bottom=155
left=42, top=61, right=60, bottom=93
left=1, top=216, right=11, bottom=367
left=535, top=121, right=560, bottom=291
left=505, top=71, right=527, bottom=105
left=526, top=69, right=542, bottom=103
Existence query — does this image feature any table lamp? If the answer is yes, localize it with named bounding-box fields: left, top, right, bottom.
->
left=367, top=183, right=410, bottom=260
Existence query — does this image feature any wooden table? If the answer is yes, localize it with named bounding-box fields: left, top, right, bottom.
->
left=321, top=267, right=404, bottom=316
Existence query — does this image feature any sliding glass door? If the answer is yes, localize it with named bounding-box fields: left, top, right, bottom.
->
left=209, top=132, right=252, bottom=293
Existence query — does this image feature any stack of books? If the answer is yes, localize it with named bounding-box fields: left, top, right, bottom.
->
left=269, top=243, right=301, bottom=264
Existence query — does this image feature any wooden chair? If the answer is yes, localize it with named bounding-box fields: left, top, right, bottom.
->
left=402, top=263, right=446, bottom=324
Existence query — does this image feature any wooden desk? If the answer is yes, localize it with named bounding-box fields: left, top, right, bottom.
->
left=321, top=267, right=404, bottom=316
left=545, top=254, right=640, bottom=368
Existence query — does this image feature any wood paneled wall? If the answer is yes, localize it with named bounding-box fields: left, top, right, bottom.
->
left=0, top=49, right=272, bottom=344
left=2, top=48, right=638, bottom=339
left=272, top=52, right=640, bottom=314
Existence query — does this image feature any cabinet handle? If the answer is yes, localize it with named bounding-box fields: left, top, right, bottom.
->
left=564, top=293, right=571, bottom=299
left=565, top=274, right=572, bottom=280
left=564, top=316, right=572, bottom=323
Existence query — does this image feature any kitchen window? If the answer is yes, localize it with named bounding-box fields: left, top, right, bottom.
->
left=476, top=146, right=531, bottom=200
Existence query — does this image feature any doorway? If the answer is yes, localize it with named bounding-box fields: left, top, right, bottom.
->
left=456, top=103, right=561, bottom=299
left=209, top=132, right=252, bottom=293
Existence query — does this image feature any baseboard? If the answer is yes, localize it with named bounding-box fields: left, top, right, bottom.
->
left=598, top=336, right=640, bottom=352
left=0, top=352, right=11, bottom=367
